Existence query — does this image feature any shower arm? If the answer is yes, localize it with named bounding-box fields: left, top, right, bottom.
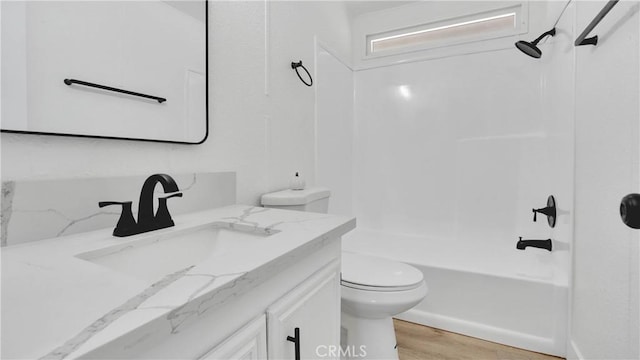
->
left=532, top=28, right=556, bottom=45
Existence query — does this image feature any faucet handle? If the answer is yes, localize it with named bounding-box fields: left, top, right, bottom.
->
left=161, top=192, right=183, bottom=201
left=98, top=201, right=137, bottom=237
left=154, top=193, right=183, bottom=228
left=531, top=195, right=557, bottom=228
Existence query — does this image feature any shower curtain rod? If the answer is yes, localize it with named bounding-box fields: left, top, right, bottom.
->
left=574, top=0, right=619, bottom=46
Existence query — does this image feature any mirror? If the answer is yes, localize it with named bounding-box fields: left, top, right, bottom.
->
left=1, top=1, right=208, bottom=144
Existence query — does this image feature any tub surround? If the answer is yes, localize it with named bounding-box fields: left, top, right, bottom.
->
left=2, top=205, right=355, bottom=359
left=343, top=228, right=567, bottom=357
left=1, top=172, right=236, bottom=247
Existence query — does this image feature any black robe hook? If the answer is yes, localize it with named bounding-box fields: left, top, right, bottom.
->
left=291, top=61, right=312, bottom=87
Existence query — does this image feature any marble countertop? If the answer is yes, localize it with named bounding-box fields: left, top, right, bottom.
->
left=1, top=205, right=355, bottom=359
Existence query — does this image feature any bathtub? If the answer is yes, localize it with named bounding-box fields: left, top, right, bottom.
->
left=342, top=228, right=568, bottom=357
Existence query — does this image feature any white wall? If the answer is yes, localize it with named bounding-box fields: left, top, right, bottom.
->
left=316, top=44, right=354, bottom=217
left=0, top=1, right=352, bottom=206
left=265, top=1, right=351, bottom=191
left=570, top=0, right=640, bottom=359
left=0, top=1, right=28, bottom=131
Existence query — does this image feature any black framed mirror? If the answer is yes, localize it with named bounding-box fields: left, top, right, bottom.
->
left=1, top=1, right=208, bottom=144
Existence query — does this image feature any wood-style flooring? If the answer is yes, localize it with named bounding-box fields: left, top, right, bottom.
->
left=394, top=319, right=564, bottom=360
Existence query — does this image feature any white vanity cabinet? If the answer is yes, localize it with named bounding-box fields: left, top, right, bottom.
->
left=199, top=260, right=340, bottom=360
left=75, top=232, right=346, bottom=360
left=2, top=204, right=355, bottom=360
left=199, top=315, right=267, bottom=360
left=267, top=260, right=340, bottom=360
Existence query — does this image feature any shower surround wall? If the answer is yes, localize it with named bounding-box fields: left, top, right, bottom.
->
left=342, top=1, right=574, bottom=356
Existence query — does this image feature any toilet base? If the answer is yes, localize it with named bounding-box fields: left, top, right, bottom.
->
left=341, top=312, right=399, bottom=360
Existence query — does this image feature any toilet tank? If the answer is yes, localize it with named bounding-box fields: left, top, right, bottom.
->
left=261, top=187, right=330, bottom=213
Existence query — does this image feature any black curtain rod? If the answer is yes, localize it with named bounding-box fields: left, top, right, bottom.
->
left=575, top=0, right=619, bottom=46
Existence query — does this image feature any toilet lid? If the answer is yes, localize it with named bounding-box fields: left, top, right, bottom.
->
left=261, top=187, right=330, bottom=206
left=341, top=252, right=424, bottom=291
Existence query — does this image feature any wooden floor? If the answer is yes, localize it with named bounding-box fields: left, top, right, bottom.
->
left=394, top=319, right=564, bottom=360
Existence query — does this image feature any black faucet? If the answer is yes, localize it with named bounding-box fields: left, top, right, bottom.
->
left=137, top=174, right=183, bottom=233
left=99, top=174, right=183, bottom=237
left=516, top=237, right=552, bottom=251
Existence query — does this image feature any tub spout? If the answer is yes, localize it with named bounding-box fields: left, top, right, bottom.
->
left=517, top=237, right=552, bottom=251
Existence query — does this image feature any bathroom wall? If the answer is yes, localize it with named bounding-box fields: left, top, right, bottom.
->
left=1, top=1, right=352, bottom=207
left=350, top=1, right=573, bottom=283
left=316, top=45, right=354, bottom=217
left=570, top=1, right=640, bottom=359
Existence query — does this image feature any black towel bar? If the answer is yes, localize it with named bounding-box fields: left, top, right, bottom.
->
left=64, top=78, right=166, bottom=103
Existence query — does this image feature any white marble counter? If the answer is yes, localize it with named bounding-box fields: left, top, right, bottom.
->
left=1, top=205, right=355, bottom=359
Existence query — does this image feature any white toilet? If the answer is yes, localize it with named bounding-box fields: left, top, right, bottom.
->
left=261, top=187, right=427, bottom=360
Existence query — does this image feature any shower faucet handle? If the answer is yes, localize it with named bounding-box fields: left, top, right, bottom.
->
left=532, top=206, right=553, bottom=221
left=532, top=195, right=557, bottom=228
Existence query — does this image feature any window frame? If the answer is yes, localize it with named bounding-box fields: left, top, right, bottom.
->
left=360, top=3, right=528, bottom=60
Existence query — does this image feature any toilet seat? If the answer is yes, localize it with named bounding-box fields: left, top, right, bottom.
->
left=341, top=252, right=424, bottom=292
left=340, top=280, right=422, bottom=292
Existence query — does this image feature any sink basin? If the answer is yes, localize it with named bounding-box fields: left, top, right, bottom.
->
left=76, top=222, right=275, bottom=282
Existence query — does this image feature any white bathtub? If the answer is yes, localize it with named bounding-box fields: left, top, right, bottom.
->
left=343, top=228, right=568, bottom=357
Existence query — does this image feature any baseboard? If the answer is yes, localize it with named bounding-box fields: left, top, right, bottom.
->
left=566, top=339, right=584, bottom=360
left=395, top=309, right=565, bottom=357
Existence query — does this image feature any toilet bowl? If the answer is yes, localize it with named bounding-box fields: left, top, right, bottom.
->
left=261, top=187, right=428, bottom=360
left=340, top=252, right=427, bottom=359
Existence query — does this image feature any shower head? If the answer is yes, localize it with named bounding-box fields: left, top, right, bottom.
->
left=515, top=28, right=556, bottom=58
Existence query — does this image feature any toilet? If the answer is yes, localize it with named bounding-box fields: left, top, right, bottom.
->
left=261, top=187, right=427, bottom=360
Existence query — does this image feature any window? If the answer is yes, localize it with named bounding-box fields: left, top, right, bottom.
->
left=366, top=6, right=522, bottom=56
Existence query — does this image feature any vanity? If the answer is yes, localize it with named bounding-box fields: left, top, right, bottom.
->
left=2, top=205, right=355, bottom=359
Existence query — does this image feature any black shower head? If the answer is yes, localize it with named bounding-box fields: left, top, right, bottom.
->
left=515, top=40, right=543, bottom=58
left=515, top=28, right=556, bottom=58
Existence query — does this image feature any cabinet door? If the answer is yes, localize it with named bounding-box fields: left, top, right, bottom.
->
left=199, top=315, right=267, bottom=360
left=267, top=260, right=341, bottom=360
